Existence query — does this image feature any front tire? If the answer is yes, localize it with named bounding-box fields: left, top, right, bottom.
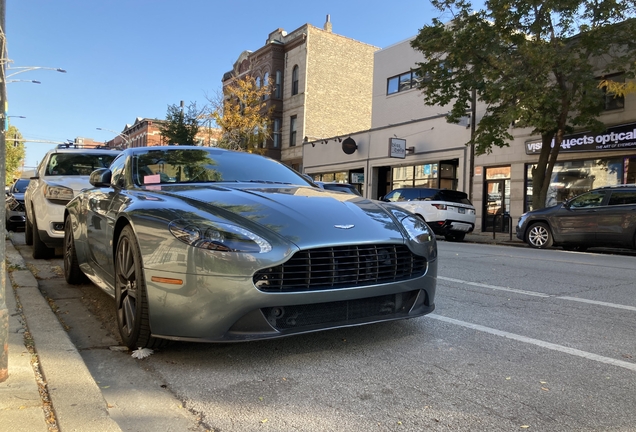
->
left=526, top=222, right=553, bottom=249
left=115, top=225, right=167, bottom=350
left=25, top=211, right=33, bottom=245
left=63, top=216, right=88, bottom=284
left=32, top=213, right=54, bottom=259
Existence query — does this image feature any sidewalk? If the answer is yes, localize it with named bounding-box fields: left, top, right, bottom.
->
left=1, top=239, right=122, bottom=432
left=463, top=229, right=525, bottom=246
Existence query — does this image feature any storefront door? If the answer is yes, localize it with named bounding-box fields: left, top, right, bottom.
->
left=483, top=179, right=511, bottom=232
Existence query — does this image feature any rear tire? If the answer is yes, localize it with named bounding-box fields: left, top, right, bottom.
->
left=526, top=222, right=553, bottom=249
left=63, top=216, right=88, bottom=284
left=25, top=211, right=33, bottom=245
left=115, top=225, right=169, bottom=350
left=32, top=213, right=54, bottom=259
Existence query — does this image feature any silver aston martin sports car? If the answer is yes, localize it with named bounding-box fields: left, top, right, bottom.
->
left=64, top=146, right=437, bottom=349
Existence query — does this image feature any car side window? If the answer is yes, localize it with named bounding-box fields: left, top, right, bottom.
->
left=607, top=191, right=636, bottom=206
left=569, top=191, right=607, bottom=208
left=109, top=154, right=126, bottom=188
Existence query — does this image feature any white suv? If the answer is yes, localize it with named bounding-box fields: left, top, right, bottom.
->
left=24, top=145, right=120, bottom=258
left=381, top=188, right=476, bottom=241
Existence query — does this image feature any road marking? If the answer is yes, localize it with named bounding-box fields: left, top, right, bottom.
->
left=438, top=276, right=636, bottom=311
left=429, top=314, right=636, bottom=372
left=439, top=276, right=550, bottom=298
left=557, top=296, right=636, bottom=311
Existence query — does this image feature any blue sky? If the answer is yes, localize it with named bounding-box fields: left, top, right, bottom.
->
left=7, top=0, right=465, bottom=169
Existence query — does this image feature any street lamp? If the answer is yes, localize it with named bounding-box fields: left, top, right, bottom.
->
left=6, top=66, right=66, bottom=78
left=6, top=79, right=40, bottom=84
left=96, top=127, right=131, bottom=148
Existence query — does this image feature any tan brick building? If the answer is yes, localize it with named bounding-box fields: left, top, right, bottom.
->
left=222, top=15, right=379, bottom=170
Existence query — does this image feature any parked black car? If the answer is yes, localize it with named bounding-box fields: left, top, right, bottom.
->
left=516, top=184, right=636, bottom=251
left=5, top=178, right=29, bottom=231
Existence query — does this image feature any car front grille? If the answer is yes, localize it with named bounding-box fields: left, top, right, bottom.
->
left=253, top=244, right=427, bottom=293
left=262, top=290, right=420, bottom=331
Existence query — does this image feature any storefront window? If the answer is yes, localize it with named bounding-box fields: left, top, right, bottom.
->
left=392, top=164, right=439, bottom=189
left=313, top=172, right=348, bottom=183
left=525, top=157, right=624, bottom=211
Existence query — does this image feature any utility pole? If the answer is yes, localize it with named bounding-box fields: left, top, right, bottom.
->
left=0, top=0, right=9, bottom=382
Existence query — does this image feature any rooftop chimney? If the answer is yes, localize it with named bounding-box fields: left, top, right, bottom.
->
left=324, top=14, right=332, bottom=32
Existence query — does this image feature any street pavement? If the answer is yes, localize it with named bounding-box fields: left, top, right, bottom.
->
left=0, top=230, right=521, bottom=431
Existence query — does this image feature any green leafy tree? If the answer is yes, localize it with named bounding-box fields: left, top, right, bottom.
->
left=206, top=75, right=272, bottom=153
left=411, top=1, right=636, bottom=209
left=159, top=101, right=201, bottom=145
left=5, top=124, right=26, bottom=183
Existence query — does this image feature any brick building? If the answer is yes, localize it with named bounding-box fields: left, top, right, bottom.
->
left=103, top=117, right=220, bottom=149
left=222, top=15, right=379, bottom=170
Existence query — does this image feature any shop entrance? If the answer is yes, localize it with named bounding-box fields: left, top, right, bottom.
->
left=483, top=166, right=511, bottom=232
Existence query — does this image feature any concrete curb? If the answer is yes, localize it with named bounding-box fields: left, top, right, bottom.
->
left=6, top=240, right=122, bottom=432
left=0, top=269, right=49, bottom=432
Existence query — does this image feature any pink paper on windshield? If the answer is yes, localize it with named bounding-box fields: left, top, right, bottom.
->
left=144, top=174, right=160, bottom=184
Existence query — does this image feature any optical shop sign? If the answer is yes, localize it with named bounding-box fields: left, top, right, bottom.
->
left=525, top=122, right=636, bottom=154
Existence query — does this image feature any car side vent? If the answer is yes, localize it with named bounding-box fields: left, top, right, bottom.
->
left=253, top=244, right=427, bottom=292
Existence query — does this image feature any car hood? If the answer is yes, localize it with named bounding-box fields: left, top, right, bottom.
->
left=10, top=192, right=25, bottom=202
left=157, top=185, right=410, bottom=247
left=524, top=203, right=564, bottom=216
left=44, top=176, right=93, bottom=196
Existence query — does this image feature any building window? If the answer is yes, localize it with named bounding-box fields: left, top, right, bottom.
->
left=600, top=73, right=625, bottom=111
left=387, top=70, right=422, bottom=95
left=263, top=72, right=269, bottom=100
left=255, top=76, right=261, bottom=88
left=275, top=70, right=282, bottom=99
left=289, top=116, right=297, bottom=147
left=525, top=157, right=624, bottom=211
left=273, top=118, right=281, bottom=148
left=292, top=65, right=299, bottom=95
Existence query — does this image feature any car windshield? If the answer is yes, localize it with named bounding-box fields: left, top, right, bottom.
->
left=12, top=179, right=30, bottom=193
left=133, top=148, right=312, bottom=186
left=46, top=153, right=118, bottom=176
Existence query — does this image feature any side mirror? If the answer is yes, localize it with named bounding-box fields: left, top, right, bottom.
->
left=90, top=168, right=112, bottom=187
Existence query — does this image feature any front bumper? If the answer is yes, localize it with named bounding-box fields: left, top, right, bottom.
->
left=144, top=259, right=438, bottom=342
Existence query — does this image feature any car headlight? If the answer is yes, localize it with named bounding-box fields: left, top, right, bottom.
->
left=169, top=219, right=272, bottom=253
left=400, top=215, right=433, bottom=243
left=517, top=213, right=529, bottom=228
left=44, top=183, right=74, bottom=205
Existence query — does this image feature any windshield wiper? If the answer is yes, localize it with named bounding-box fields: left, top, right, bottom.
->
left=242, top=180, right=293, bottom=185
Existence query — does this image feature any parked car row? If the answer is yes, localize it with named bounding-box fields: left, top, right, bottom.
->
left=20, top=145, right=438, bottom=350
